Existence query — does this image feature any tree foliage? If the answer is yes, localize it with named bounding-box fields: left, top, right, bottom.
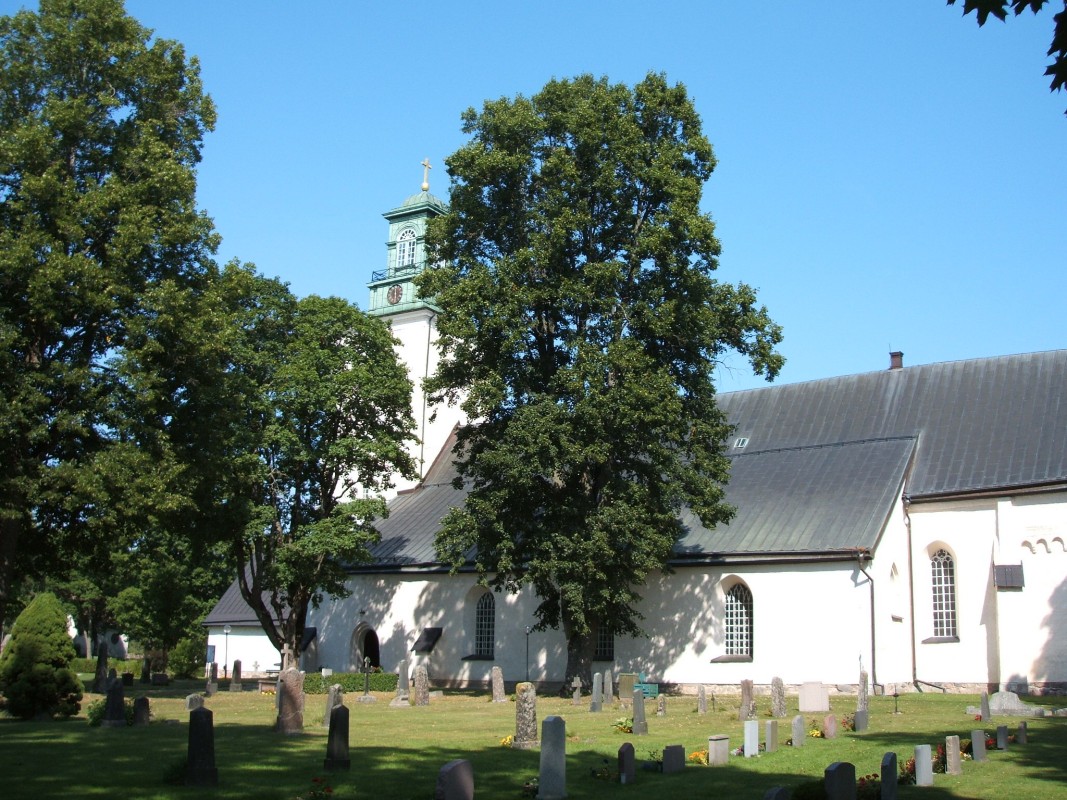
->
left=948, top=0, right=1067, bottom=109
left=0, top=591, right=82, bottom=719
left=419, top=73, right=783, bottom=686
left=0, top=0, right=218, bottom=628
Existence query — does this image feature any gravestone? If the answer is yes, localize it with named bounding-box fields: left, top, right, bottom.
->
left=970, top=730, right=987, bottom=761
left=765, top=719, right=779, bottom=753
left=822, top=714, right=838, bottom=739
left=989, top=690, right=1038, bottom=716
left=358, top=656, right=377, bottom=704
left=945, top=735, right=962, bottom=775
left=274, top=667, right=305, bottom=734
left=139, top=660, right=151, bottom=684
left=391, top=659, right=410, bottom=707
left=185, top=693, right=204, bottom=711
left=1018, top=721, right=1028, bottom=744
left=980, top=691, right=991, bottom=721
left=151, top=672, right=170, bottom=686
left=91, top=642, right=109, bottom=694
left=656, top=695, right=666, bottom=716
left=708, top=734, right=730, bottom=765
left=662, top=744, right=685, bottom=774
left=603, top=669, right=613, bottom=704
left=414, top=665, right=430, bottom=707
left=513, top=682, right=538, bottom=749
left=770, top=676, right=786, bottom=718
left=799, top=681, right=829, bottom=712
left=824, top=761, right=856, bottom=800
left=740, top=679, right=756, bottom=719
left=744, top=719, right=759, bottom=757
left=230, top=659, right=243, bottom=692
left=434, top=759, right=474, bottom=800
left=632, top=690, right=648, bottom=735
left=880, top=752, right=898, bottom=800
left=857, top=669, right=869, bottom=712
left=185, top=707, right=218, bottom=787
left=698, top=684, right=708, bottom=715
left=491, top=666, right=506, bottom=703
left=571, top=676, right=582, bottom=706
left=618, top=673, right=636, bottom=703
left=323, top=704, right=350, bottom=771
left=102, top=681, right=126, bottom=727
left=133, top=696, right=150, bottom=726
left=107, top=667, right=118, bottom=688
left=764, top=789, right=791, bottom=800
left=539, top=716, right=566, bottom=800
left=791, top=714, right=806, bottom=747
left=323, top=684, right=344, bottom=727
left=618, top=742, right=636, bottom=784
left=853, top=709, right=869, bottom=732
left=590, top=671, right=602, bottom=712
left=914, top=744, right=933, bottom=786
left=205, top=662, right=218, bottom=697
left=996, top=725, right=1009, bottom=750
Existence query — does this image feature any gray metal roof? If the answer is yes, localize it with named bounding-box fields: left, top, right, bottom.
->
left=202, top=577, right=280, bottom=627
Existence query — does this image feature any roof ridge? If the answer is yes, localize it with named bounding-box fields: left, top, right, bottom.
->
left=729, top=435, right=918, bottom=459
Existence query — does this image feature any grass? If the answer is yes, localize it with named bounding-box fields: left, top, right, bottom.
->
left=1, top=683, right=1066, bottom=799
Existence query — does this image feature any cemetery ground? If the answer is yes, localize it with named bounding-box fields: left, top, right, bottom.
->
left=1, top=681, right=1065, bottom=799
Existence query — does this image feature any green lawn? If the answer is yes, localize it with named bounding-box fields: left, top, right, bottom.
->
left=1, top=683, right=1065, bottom=799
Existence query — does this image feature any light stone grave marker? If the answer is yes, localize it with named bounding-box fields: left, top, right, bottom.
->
left=857, top=669, right=869, bottom=712
left=765, top=719, right=779, bottom=753
left=434, top=759, right=473, bottom=800
left=744, top=719, right=759, bottom=756
left=945, top=735, right=962, bottom=776
left=822, top=713, right=838, bottom=739
left=590, top=671, right=603, bottom=712
left=914, top=744, right=933, bottom=786
left=1018, top=721, right=1028, bottom=744
left=491, top=666, right=506, bottom=703
left=791, top=714, right=805, bottom=747
left=323, top=684, right=344, bottom=727
left=632, top=690, right=648, bottom=735
left=414, top=665, right=430, bottom=707
left=770, top=676, right=786, bottom=718
left=799, top=681, right=829, bottom=712
left=708, top=734, right=729, bottom=765
left=571, top=676, right=581, bottom=706
left=275, top=668, right=305, bottom=734
left=391, top=659, right=410, bottom=707
left=513, top=682, right=537, bottom=749
left=698, top=684, right=707, bottom=715
left=656, top=695, right=666, bottom=716
left=603, top=669, right=613, bottom=704
left=971, top=729, right=987, bottom=761
left=185, top=693, right=204, bottom=711
left=996, top=725, right=1009, bottom=750
left=853, top=708, right=869, bottom=732
left=740, top=678, right=756, bottom=719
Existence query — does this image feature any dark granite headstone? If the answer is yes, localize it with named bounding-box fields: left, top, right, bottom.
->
left=853, top=708, right=869, bottom=732
left=880, top=752, right=898, bottom=800
left=323, top=704, right=350, bottom=771
left=662, top=744, right=685, bottom=774
left=140, top=660, right=151, bottom=684
left=1018, top=721, right=1028, bottom=744
left=996, top=724, right=1009, bottom=750
left=980, top=691, right=991, bottom=721
left=824, top=761, right=856, bottom=800
left=971, top=730, right=987, bottom=761
left=101, top=681, right=126, bottom=727
left=618, top=742, right=636, bottom=784
left=91, top=642, right=109, bottom=694
left=133, top=696, right=150, bottom=726
left=434, top=759, right=473, bottom=800
left=185, top=707, right=218, bottom=787
left=230, top=659, right=242, bottom=692
left=539, top=716, right=566, bottom=800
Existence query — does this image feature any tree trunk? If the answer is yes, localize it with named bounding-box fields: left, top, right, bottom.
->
left=560, top=621, right=595, bottom=697
left=0, top=515, right=21, bottom=632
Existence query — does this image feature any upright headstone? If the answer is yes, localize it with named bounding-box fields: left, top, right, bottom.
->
left=632, top=690, right=648, bottom=735
left=186, top=706, right=218, bottom=787
left=822, top=714, right=838, bottom=739
left=571, top=676, right=582, bottom=706
left=590, top=671, right=603, bottom=712
left=323, top=684, right=344, bottom=727
left=323, top=704, right=351, bottom=771
left=274, top=667, right=304, bottom=734
left=391, top=659, right=410, bottom=707
left=771, top=676, right=787, bottom=718
left=656, top=695, right=666, bottom=716
left=539, top=716, right=566, bottom=800
left=603, top=669, right=613, bottom=704
left=1018, top=720, right=1028, bottom=744
left=102, top=681, right=126, bottom=727
left=765, top=719, right=779, bottom=753
left=980, top=691, right=991, bottom=721
left=824, top=761, right=857, bottom=800
left=792, top=714, right=806, bottom=747
left=996, top=725, right=1009, bottom=750
left=799, top=681, right=829, bottom=712
left=132, top=696, right=150, bottom=726
left=205, top=662, right=218, bottom=697
left=414, top=665, right=430, bottom=707
left=698, top=684, right=708, bottom=715
left=708, top=734, right=730, bottom=765
left=513, top=682, right=538, bottom=749
left=914, top=744, right=933, bottom=787
left=857, top=669, right=869, bottom=712
left=230, top=659, right=243, bottom=692
left=740, top=679, right=756, bottom=719
left=139, top=659, right=151, bottom=684
left=185, top=693, right=204, bottom=711
left=434, top=759, right=474, bottom=800
left=618, top=742, right=636, bottom=784
left=880, top=752, right=898, bottom=800
left=618, top=673, right=635, bottom=704
left=662, top=744, right=685, bottom=774
left=107, top=667, right=118, bottom=688
left=491, top=666, right=506, bottom=703
left=970, top=730, right=987, bottom=761
left=945, top=735, right=962, bottom=776
left=853, top=709, right=869, bottom=732
left=764, top=789, right=791, bottom=800
left=744, top=719, right=759, bottom=757
left=92, top=642, right=109, bottom=694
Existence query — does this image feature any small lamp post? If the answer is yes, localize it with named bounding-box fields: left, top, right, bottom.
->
left=223, top=624, right=231, bottom=679
left=525, top=626, right=531, bottom=682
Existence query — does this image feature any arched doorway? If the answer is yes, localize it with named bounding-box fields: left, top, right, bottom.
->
left=349, top=624, right=381, bottom=670
left=363, top=629, right=380, bottom=669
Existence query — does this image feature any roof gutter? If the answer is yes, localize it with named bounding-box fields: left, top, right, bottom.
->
left=668, top=549, right=872, bottom=568
left=907, top=479, right=1067, bottom=505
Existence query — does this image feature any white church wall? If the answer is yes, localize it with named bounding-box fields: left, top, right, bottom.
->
left=869, top=496, right=915, bottom=689
left=205, top=625, right=280, bottom=676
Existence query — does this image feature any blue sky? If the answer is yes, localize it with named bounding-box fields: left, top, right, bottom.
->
left=8, top=1, right=1065, bottom=391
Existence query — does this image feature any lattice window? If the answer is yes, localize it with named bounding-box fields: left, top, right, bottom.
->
left=724, top=583, right=753, bottom=656
left=396, top=228, right=416, bottom=269
left=474, top=592, right=495, bottom=657
left=594, top=626, right=614, bottom=661
left=931, top=549, right=957, bottom=637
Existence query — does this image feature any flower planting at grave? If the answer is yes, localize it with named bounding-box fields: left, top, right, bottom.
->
left=840, top=712, right=856, bottom=731
left=688, top=748, right=709, bottom=765
left=612, top=716, right=633, bottom=733
left=500, top=734, right=514, bottom=747
left=855, top=772, right=881, bottom=800
left=292, top=776, right=334, bottom=799
left=807, top=720, right=824, bottom=738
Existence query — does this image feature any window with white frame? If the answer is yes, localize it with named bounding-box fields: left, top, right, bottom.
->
left=931, top=548, right=957, bottom=638
left=396, top=228, right=416, bottom=269
left=594, top=626, right=614, bottom=661
left=474, top=592, right=495, bottom=657
left=724, top=583, right=753, bottom=657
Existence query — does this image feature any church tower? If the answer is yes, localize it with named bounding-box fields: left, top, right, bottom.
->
left=368, top=161, right=462, bottom=492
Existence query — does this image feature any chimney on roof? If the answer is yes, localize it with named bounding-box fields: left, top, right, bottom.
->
left=889, top=351, right=904, bottom=370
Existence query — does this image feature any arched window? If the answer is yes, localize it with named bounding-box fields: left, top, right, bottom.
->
left=931, top=548, right=957, bottom=638
left=396, top=228, right=416, bottom=269
left=474, top=592, right=495, bottom=657
left=724, top=583, right=753, bottom=657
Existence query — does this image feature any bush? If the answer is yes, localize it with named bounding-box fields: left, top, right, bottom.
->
left=0, top=593, right=83, bottom=719
left=169, top=634, right=207, bottom=679
left=86, top=696, right=135, bottom=727
left=303, top=671, right=398, bottom=694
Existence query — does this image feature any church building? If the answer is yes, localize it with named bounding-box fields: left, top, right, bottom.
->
left=205, top=181, right=1067, bottom=694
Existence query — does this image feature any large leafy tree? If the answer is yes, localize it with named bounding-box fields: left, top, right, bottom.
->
left=419, top=73, right=784, bottom=687
left=0, top=0, right=218, bottom=628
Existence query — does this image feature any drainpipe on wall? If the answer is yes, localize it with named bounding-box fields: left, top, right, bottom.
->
left=856, top=548, right=877, bottom=690
left=904, top=494, right=923, bottom=692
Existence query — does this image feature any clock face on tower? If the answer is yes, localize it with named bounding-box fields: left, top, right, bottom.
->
left=387, top=284, right=403, bottom=305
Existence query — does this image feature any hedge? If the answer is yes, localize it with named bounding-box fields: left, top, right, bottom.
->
left=303, top=671, right=398, bottom=694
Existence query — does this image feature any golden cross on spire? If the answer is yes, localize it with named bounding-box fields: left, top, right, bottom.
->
left=421, top=158, right=431, bottom=192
